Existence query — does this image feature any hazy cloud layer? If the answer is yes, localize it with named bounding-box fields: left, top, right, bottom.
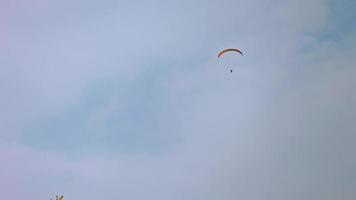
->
left=0, top=0, right=355, bottom=199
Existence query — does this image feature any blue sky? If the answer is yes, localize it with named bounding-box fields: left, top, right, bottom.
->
left=0, top=0, right=356, bottom=199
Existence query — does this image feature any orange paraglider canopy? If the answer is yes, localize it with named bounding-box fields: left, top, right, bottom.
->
left=218, top=48, right=243, bottom=58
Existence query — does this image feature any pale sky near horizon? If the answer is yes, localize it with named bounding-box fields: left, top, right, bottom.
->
left=1, top=0, right=356, bottom=199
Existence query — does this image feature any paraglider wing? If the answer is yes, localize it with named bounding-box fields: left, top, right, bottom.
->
left=218, top=48, right=243, bottom=58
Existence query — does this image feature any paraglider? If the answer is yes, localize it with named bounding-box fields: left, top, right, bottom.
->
left=218, top=48, right=243, bottom=58
left=217, top=48, right=243, bottom=73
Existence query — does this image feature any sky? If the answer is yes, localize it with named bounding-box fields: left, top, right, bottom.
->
left=0, top=0, right=355, bottom=199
